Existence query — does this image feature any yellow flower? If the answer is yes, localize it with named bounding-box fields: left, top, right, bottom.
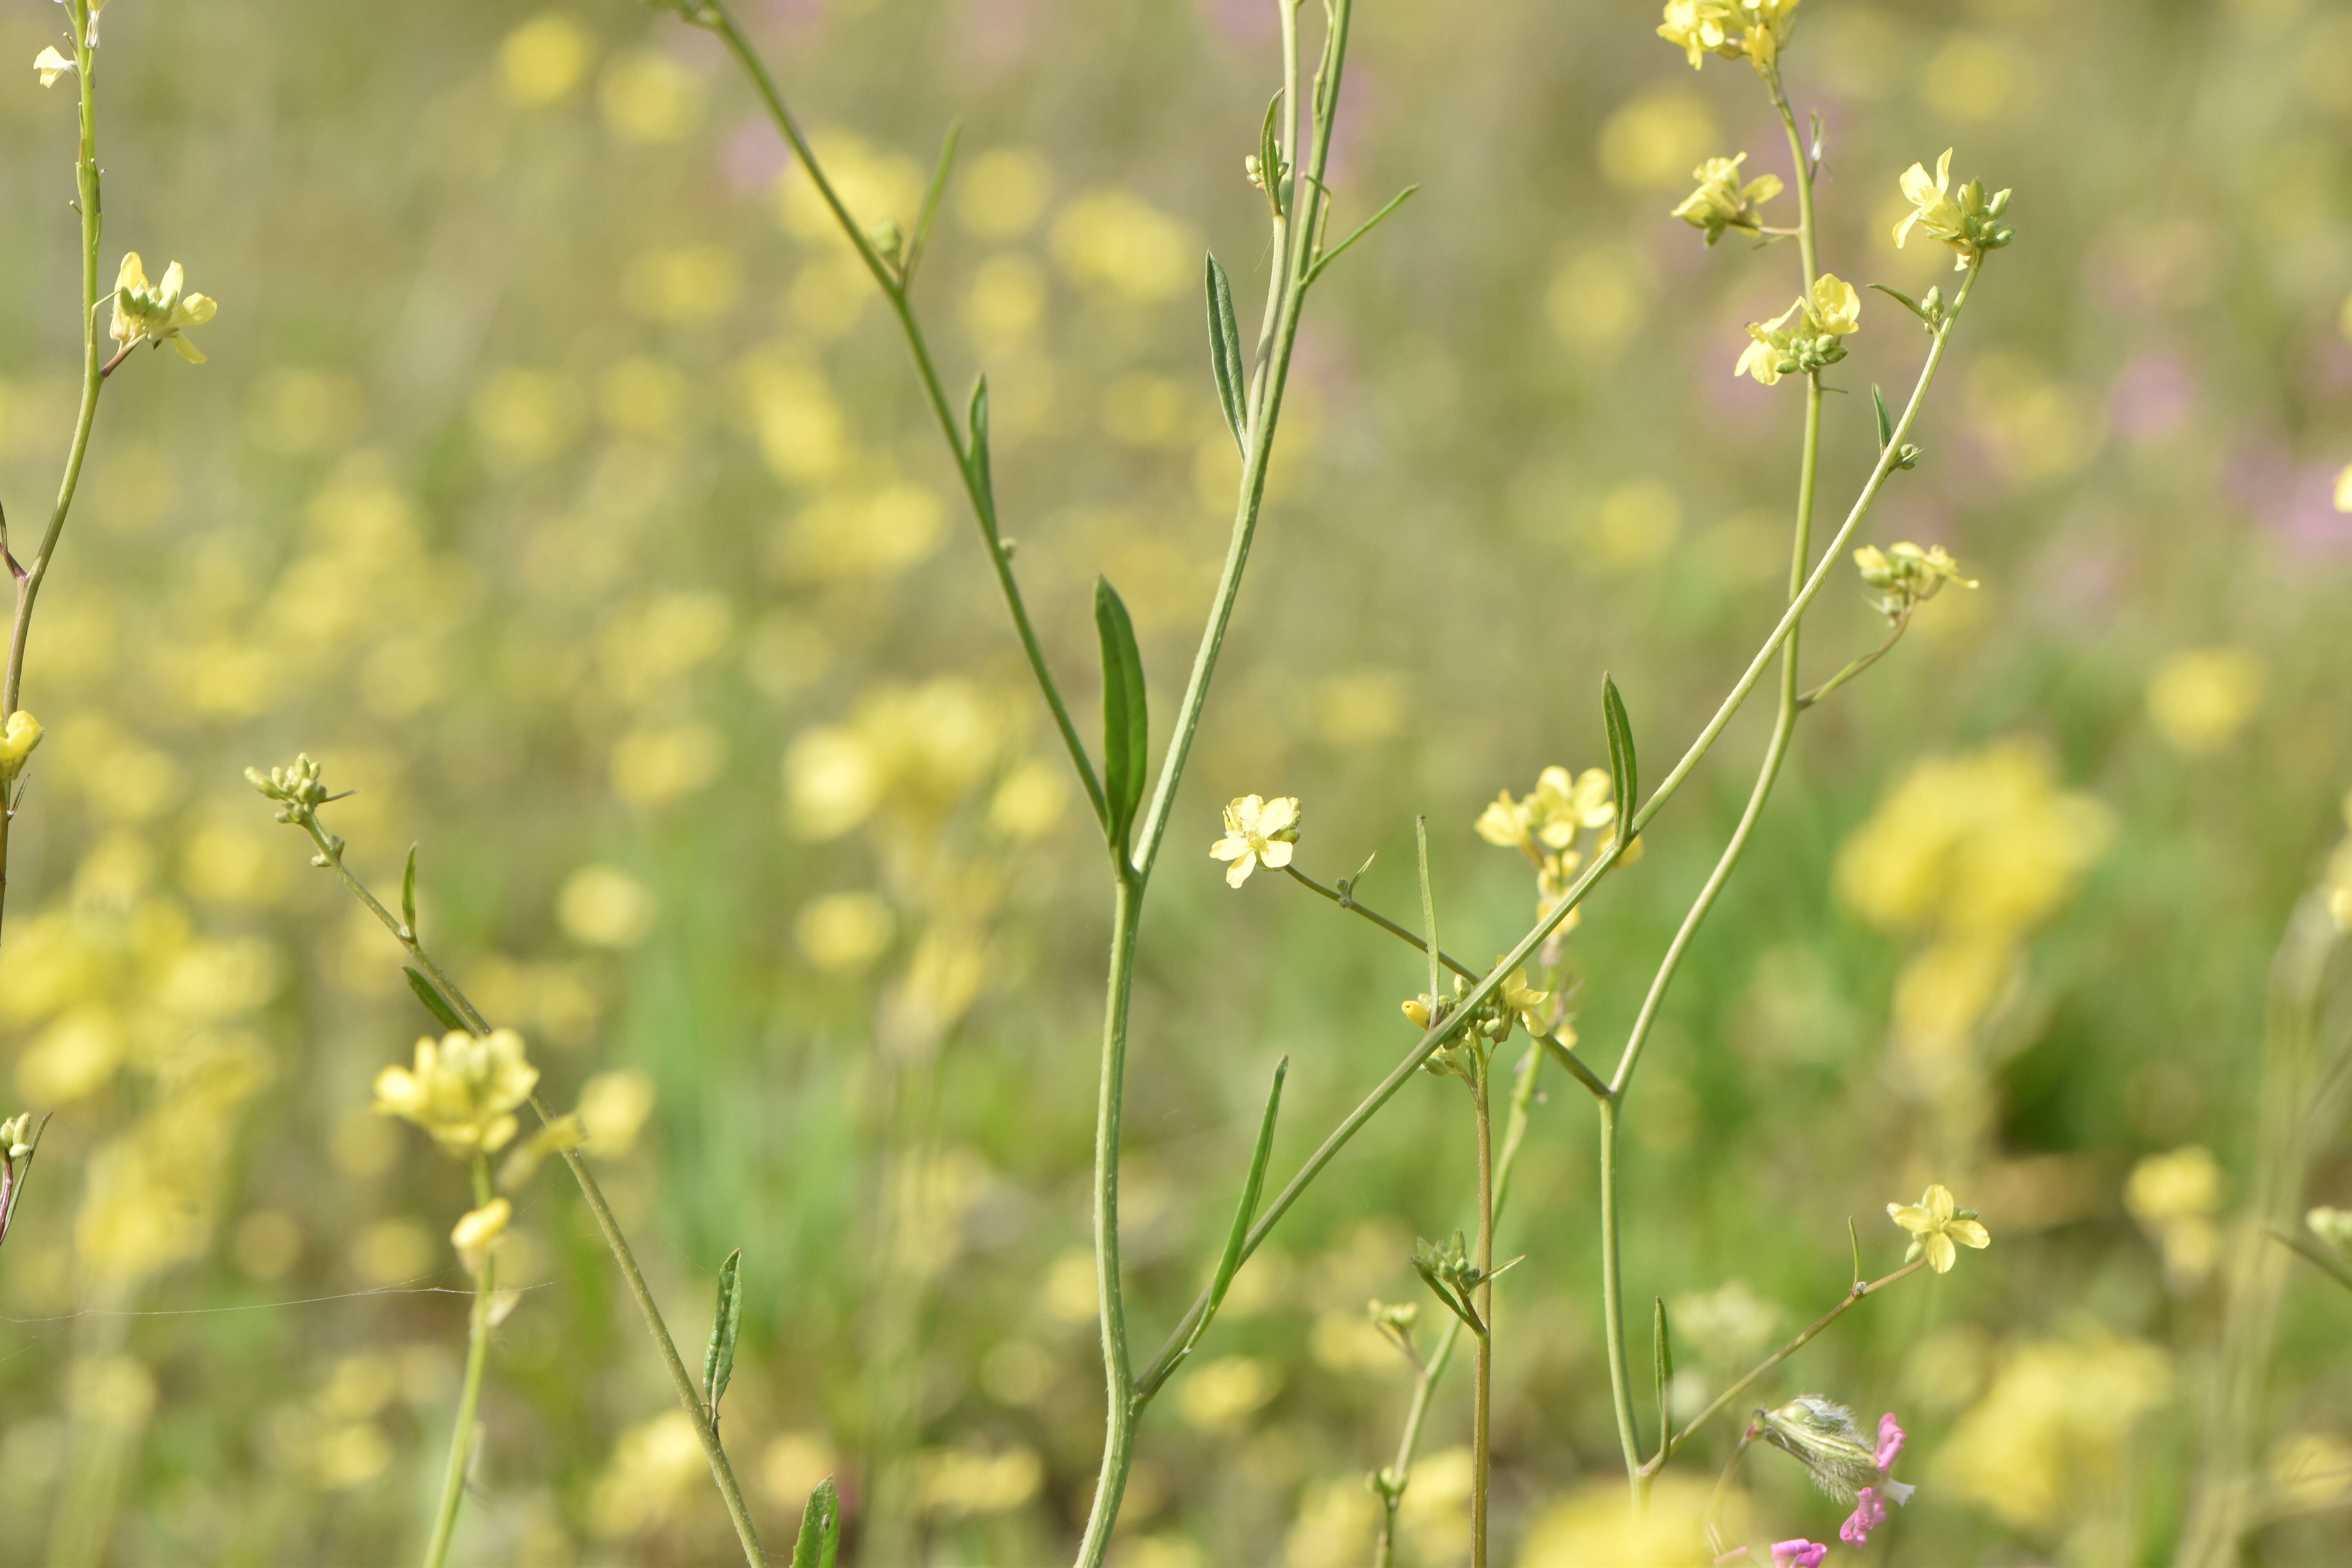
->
left=1735, top=299, right=1804, bottom=386
left=1670, top=153, right=1782, bottom=245
left=1530, top=766, right=1615, bottom=847
left=1209, top=794, right=1301, bottom=887
left=1892, top=150, right=1961, bottom=249
left=1854, top=541, right=1975, bottom=620
left=1808, top=272, right=1861, bottom=336
left=1658, top=0, right=1801, bottom=73
left=108, top=253, right=218, bottom=365
left=1474, top=789, right=1533, bottom=851
left=34, top=47, right=75, bottom=87
left=1657, top=0, right=1736, bottom=68
left=1495, top=965, right=1552, bottom=1036
left=0, top=710, right=44, bottom=782
left=1888, top=1182, right=1991, bottom=1273
left=452, top=1199, right=512, bottom=1276
left=372, top=1029, right=541, bottom=1158
left=2334, top=462, right=2352, bottom=513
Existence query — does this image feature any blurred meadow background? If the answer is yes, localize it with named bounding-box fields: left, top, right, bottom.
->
left=1, top=0, right=2350, bottom=1562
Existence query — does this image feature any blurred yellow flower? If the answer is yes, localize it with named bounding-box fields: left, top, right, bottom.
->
left=796, top=890, right=896, bottom=975
left=1888, top=1182, right=1990, bottom=1272
left=34, top=46, right=75, bottom=87
left=2146, top=646, right=2264, bottom=755
left=1497, top=964, right=1553, bottom=1037
left=451, top=1198, right=511, bottom=1276
left=915, top=1442, right=1043, bottom=1517
left=577, top=1069, right=658, bottom=1157
left=1670, top=152, right=1781, bottom=244
left=2336, top=462, right=2352, bottom=512
left=0, top=710, right=43, bottom=781
left=372, top=1029, right=540, bottom=1159
left=109, top=254, right=217, bottom=365
left=1211, top=794, right=1301, bottom=887
left=1176, top=1354, right=1279, bottom=1429
left=2125, top=1145, right=2219, bottom=1225
left=1518, top=1474, right=1722, bottom=1566
left=1937, top=1332, right=2171, bottom=1535
left=501, top=11, right=595, bottom=107
left=1050, top=190, right=1195, bottom=302
left=590, top=1410, right=706, bottom=1538
left=957, top=146, right=1053, bottom=240
left=558, top=864, right=658, bottom=949
left=599, top=47, right=702, bottom=144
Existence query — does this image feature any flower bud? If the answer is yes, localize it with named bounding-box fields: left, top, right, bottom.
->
left=0, top=711, right=44, bottom=783
left=452, top=1198, right=512, bottom=1276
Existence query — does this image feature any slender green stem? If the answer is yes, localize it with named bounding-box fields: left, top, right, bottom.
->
left=287, top=811, right=766, bottom=1566
left=1797, top=606, right=1911, bottom=710
left=2, top=3, right=109, bottom=946
left=1376, top=1048, right=1540, bottom=1568
left=1644, top=1257, right=1928, bottom=1472
left=1075, top=873, right=1145, bottom=1568
left=423, top=1156, right=497, bottom=1568
left=699, top=0, right=1106, bottom=831
left=1469, top=1054, right=1494, bottom=1568
left=1599, top=83, right=1829, bottom=1489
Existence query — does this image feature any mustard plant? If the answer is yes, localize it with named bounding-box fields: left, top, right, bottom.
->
left=651, top=0, right=2023, bottom=1556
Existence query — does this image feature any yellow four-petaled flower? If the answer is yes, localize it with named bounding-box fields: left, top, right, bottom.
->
left=109, top=253, right=218, bottom=365
left=1888, top=1182, right=1991, bottom=1273
left=373, top=1029, right=541, bottom=1159
left=1210, top=794, right=1301, bottom=888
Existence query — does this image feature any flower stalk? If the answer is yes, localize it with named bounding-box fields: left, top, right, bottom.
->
left=421, top=1155, right=498, bottom=1568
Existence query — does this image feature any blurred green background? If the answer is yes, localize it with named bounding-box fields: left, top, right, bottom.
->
left=1, top=0, right=2349, bottom=1562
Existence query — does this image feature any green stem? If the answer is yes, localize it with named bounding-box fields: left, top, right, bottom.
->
left=1470, top=1055, right=1494, bottom=1568
left=291, top=812, right=766, bottom=1566
left=1600, top=77, right=1827, bottom=1488
left=1642, top=1257, right=1927, bottom=1472
left=1074, top=873, right=1145, bottom=1568
left=700, top=0, right=1106, bottom=831
left=1797, top=605, right=1911, bottom=710
left=1376, top=1048, right=1541, bottom=1568
left=2, top=5, right=109, bottom=944
left=423, top=1156, right=497, bottom=1568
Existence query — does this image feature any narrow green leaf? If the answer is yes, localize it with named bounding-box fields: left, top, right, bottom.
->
left=703, top=1248, right=744, bottom=1417
left=1652, top=1296, right=1675, bottom=1456
left=1867, top=282, right=1928, bottom=324
left=1412, top=1259, right=1481, bottom=1335
left=1258, top=91, right=1284, bottom=217
left=1602, top=675, right=1639, bottom=840
left=404, top=967, right=466, bottom=1034
left=1207, top=1058, right=1287, bottom=1316
left=400, top=844, right=419, bottom=939
left=1848, top=1216, right=1863, bottom=1286
left=1203, top=253, right=1247, bottom=453
left=1094, top=578, right=1149, bottom=849
left=966, top=376, right=994, bottom=517
left=902, top=121, right=962, bottom=287
left=1871, top=385, right=1893, bottom=452
left=1304, top=184, right=1419, bottom=284
left=790, top=1476, right=842, bottom=1568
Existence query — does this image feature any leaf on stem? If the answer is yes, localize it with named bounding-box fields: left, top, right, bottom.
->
left=405, top=967, right=467, bottom=1035
left=1209, top=1057, right=1287, bottom=1316
left=1304, top=185, right=1419, bottom=285
left=1652, top=1296, right=1675, bottom=1458
left=1203, top=252, right=1248, bottom=454
left=401, top=844, right=420, bottom=939
left=703, top=1247, right=743, bottom=1418
left=1871, top=385, right=1893, bottom=454
left=1094, top=578, right=1149, bottom=851
left=1868, top=283, right=1931, bottom=327
left=790, top=1476, right=842, bottom=1568
left=902, top=120, right=962, bottom=287
left=1847, top=1216, right=1863, bottom=1286
left=1414, top=817, right=1441, bottom=1005
left=965, top=376, right=995, bottom=519
left=1257, top=91, right=1285, bottom=220
left=1602, top=675, right=1639, bottom=838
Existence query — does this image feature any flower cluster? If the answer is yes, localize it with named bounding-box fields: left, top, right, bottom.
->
left=1671, top=153, right=1782, bottom=246
left=109, top=252, right=218, bottom=365
left=1403, top=962, right=1552, bottom=1076
left=1735, top=274, right=1861, bottom=387
left=246, top=752, right=332, bottom=815
left=1758, top=1398, right=1915, bottom=1545
left=1210, top=793, right=1300, bottom=888
left=1657, top=0, right=1801, bottom=74
left=1888, top=1182, right=1990, bottom=1272
left=1893, top=149, right=2014, bottom=270
left=372, top=1029, right=541, bottom=1159
left=1852, top=542, right=1976, bottom=622
left=0, top=710, right=43, bottom=785
left=1475, top=764, right=1621, bottom=922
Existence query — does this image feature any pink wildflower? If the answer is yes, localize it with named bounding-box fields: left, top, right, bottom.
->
left=1840, top=1486, right=1888, bottom=1545
left=1875, top=1411, right=1905, bottom=1470
left=1772, top=1541, right=1829, bottom=1568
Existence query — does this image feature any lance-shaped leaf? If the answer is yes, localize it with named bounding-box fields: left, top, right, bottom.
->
left=1602, top=674, right=1639, bottom=840
left=1209, top=1058, right=1287, bottom=1316
left=704, top=1247, right=744, bottom=1418
left=1872, top=384, right=1895, bottom=454
left=1094, top=577, right=1149, bottom=851
left=966, top=376, right=995, bottom=518
left=790, top=1477, right=841, bottom=1568
left=1256, top=91, right=1284, bottom=219
left=1868, top=282, right=1933, bottom=328
left=405, top=967, right=466, bottom=1034
left=400, top=844, right=419, bottom=939
left=1652, top=1296, right=1675, bottom=1457
left=1203, top=253, right=1247, bottom=453
left=902, top=121, right=961, bottom=287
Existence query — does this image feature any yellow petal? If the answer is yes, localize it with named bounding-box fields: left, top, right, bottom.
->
left=169, top=334, right=206, bottom=365
left=1225, top=855, right=1255, bottom=889
left=1888, top=1202, right=1932, bottom=1234
left=1926, top=1231, right=1956, bottom=1273
left=1948, top=1218, right=1991, bottom=1250
left=1922, top=1183, right=1955, bottom=1221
